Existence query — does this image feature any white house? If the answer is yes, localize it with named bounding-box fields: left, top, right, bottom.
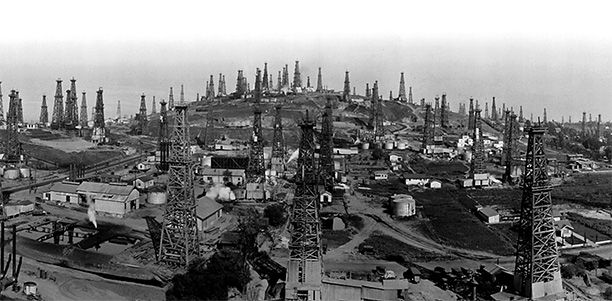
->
left=477, top=207, right=500, bottom=224
left=136, top=162, right=152, bottom=171
left=44, top=181, right=80, bottom=204
left=404, top=174, right=430, bottom=186
left=320, top=191, right=333, bottom=205
left=555, top=220, right=574, bottom=241
left=196, top=196, right=224, bottom=233
left=133, top=174, right=155, bottom=189
left=389, top=154, right=403, bottom=163
left=428, top=180, right=442, bottom=189
left=77, top=182, right=140, bottom=217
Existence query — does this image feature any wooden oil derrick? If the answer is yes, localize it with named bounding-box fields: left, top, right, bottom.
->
left=4, top=90, right=22, bottom=163
left=342, top=71, right=350, bottom=101
left=80, top=92, right=88, bottom=127
left=316, top=67, right=323, bottom=92
left=271, top=105, right=285, bottom=174
left=51, top=79, right=64, bottom=130
left=39, top=95, right=49, bottom=125
left=246, top=69, right=265, bottom=184
left=320, top=97, right=335, bottom=191
left=158, top=99, right=170, bottom=172
left=398, top=72, right=407, bottom=102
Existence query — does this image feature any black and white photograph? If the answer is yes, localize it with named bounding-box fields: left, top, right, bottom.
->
left=0, top=0, right=610, bottom=300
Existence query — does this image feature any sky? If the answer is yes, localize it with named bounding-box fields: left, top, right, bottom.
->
left=0, top=0, right=611, bottom=123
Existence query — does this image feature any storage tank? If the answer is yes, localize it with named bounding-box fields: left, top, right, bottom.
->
left=147, top=186, right=167, bottom=204
left=397, top=142, right=407, bottom=150
left=393, top=199, right=412, bottom=217
left=384, top=142, right=394, bottom=150
left=3, top=169, right=19, bottom=180
left=19, top=167, right=30, bottom=178
left=361, top=142, right=370, bottom=150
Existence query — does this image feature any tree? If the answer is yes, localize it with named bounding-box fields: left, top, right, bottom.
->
left=264, top=203, right=286, bottom=227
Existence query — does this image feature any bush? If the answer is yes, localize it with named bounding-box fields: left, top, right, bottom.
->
left=561, top=264, right=585, bottom=279
left=264, top=203, right=286, bottom=227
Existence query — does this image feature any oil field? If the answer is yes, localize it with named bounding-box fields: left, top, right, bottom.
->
left=1, top=2, right=612, bottom=301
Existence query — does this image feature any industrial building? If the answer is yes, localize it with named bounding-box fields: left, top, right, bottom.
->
left=196, top=196, right=224, bottom=233
left=199, top=167, right=245, bottom=186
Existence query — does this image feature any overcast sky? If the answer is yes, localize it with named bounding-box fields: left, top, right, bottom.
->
left=0, top=0, right=611, bottom=123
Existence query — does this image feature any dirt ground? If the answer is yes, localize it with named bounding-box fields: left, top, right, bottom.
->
left=30, top=137, right=96, bottom=153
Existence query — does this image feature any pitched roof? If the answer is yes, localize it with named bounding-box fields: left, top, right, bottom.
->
left=478, top=206, right=499, bottom=218
left=196, top=196, right=223, bottom=220
left=49, top=181, right=80, bottom=194
left=77, top=182, right=135, bottom=196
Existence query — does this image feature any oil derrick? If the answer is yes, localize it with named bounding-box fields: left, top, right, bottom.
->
left=543, top=108, right=547, bottom=123
left=320, top=97, right=335, bottom=191
left=491, top=97, right=497, bottom=120
left=285, top=110, right=322, bottom=301
left=342, top=71, right=351, bottom=101
left=519, top=106, right=524, bottom=122
left=236, top=70, right=247, bottom=97
left=503, top=112, right=520, bottom=184
left=421, top=98, right=425, bottom=107
left=422, top=104, right=434, bottom=151
left=316, top=67, right=323, bottom=92
left=398, top=72, right=407, bottom=102
left=440, top=94, right=448, bottom=128
left=277, top=71, right=282, bottom=92
left=471, top=110, right=486, bottom=174
left=92, top=88, right=107, bottom=144
left=51, top=79, right=64, bottom=130
left=373, top=82, right=384, bottom=142
left=365, top=83, right=370, bottom=99
left=158, top=99, right=169, bottom=172
left=69, top=78, right=79, bottom=127
left=292, top=61, right=302, bottom=92
left=116, top=100, right=121, bottom=119
left=501, top=110, right=511, bottom=166
left=80, top=92, right=88, bottom=127
left=467, top=98, right=475, bottom=132
left=151, top=96, right=157, bottom=115
left=596, top=114, right=601, bottom=138
left=168, top=87, right=174, bottom=110
left=514, top=126, right=564, bottom=299
left=217, top=73, right=224, bottom=97
left=137, top=94, right=148, bottom=135
left=568, top=116, right=571, bottom=124
left=307, top=77, right=311, bottom=89
left=222, top=75, right=227, bottom=95
left=282, top=64, right=289, bottom=88
left=206, top=75, right=215, bottom=100
left=408, top=86, right=413, bottom=104
left=389, top=91, right=393, bottom=101
left=246, top=69, right=265, bottom=184
left=434, top=97, right=440, bottom=125
left=263, top=63, right=269, bottom=91
left=581, top=112, right=586, bottom=137
left=158, top=100, right=200, bottom=267
left=180, top=84, right=185, bottom=104
left=501, top=103, right=506, bottom=121
left=271, top=105, right=285, bottom=174
left=484, top=102, right=489, bottom=119
left=0, top=82, right=4, bottom=125
left=4, top=90, right=22, bottom=163
left=17, top=93, right=24, bottom=124
left=39, top=95, right=49, bottom=125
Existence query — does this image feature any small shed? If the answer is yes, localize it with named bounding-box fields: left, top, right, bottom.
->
left=320, top=191, right=332, bottom=205
left=477, top=206, right=500, bottom=224
left=404, top=267, right=422, bottom=283
left=428, top=180, right=442, bottom=189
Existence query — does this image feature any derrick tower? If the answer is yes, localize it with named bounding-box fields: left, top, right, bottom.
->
left=262, top=63, right=269, bottom=91
left=320, top=97, right=335, bottom=191
left=316, top=67, right=323, bottom=92
left=398, top=72, right=407, bottom=102
left=365, top=83, right=370, bottom=99
left=285, top=110, right=322, bottom=301
left=51, top=79, right=64, bottom=130
left=91, top=88, right=107, bottom=144
left=519, top=106, right=524, bottom=123
left=581, top=112, right=587, bottom=137
left=543, top=108, right=547, bottom=123
left=491, top=97, right=498, bottom=120
left=39, top=95, right=49, bottom=125
left=4, top=90, right=22, bottom=163
left=271, top=105, right=285, bottom=174
left=434, top=97, right=440, bottom=126
left=282, top=64, right=289, bottom=88
left=158, top=100, right=200, bottom=267
left=0, top=82, right=4, bottom=125
left=138, top=94, right=148, bottom=135
left=17, top=93, right=23, bottom=124
left=80, top=92, right=88, bottom=127
left=66, top=78, right=79, bottom=129
left=218, top=73, right=224, bottom=97
left=372, top=81, right=384, bottom=142
left=514, top=126, right=564, bottom=299
left=277, top=71, right=282, bottom=92
left=470, top=109, right=486, bottom=177
left=158, top=99, right=170, bottom=172
left=236, top=70, right=247, bottom=97
left=151, top=96, right=157, bottom=114
left=467, top=98, right=475, bottom=132
left=408, top=86, right=413, bottom=104
left=342, top=71, right=351, bottom=101
left=246, top=69, right=265, bottom=184
left=503, top=112, right=520, bottom=184
left=292, top=61, right=302, bottom=92
left=180, top=85, right=185, bottom=104
left=116, top=100, right=121, bottom=119
left=596, top=114, right=601, bottom=138
left=440, top=94, right=448, bottom=128
left=422, top=104, right=434, bottom=150
left=206, top=75, right=215, bottom=100
left=222, top=75, right=227, bottom=95
left=169, top=87, right=175, bottom=110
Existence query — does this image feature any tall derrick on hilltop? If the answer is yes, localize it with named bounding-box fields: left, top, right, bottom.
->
left=292, top=61, right=302, bottom=92
left=372, top=81, right=384, bottom=142
left=246, top=69, right=265, bottom=184
left=398, top=72, right=407, bottom=102
left=4, top=90, right=22, bottom=163
left=422, top=104, right=434, bottom=151
left=158, top=97, right=200, bottom=267
left=365, top=83, right=370, bottom=99
left=218, top=73, right=224, bottom=97
left=440, top=94, right=448, bottom=128
left=91, top=88, right=107, bottom=144
left=168, top=87, right=175, bottom=110
left=513, top=126, right=564, bottom=299
left=206, top=75, right=215, bottom=100
left=151, top=96, right=157, bottom=115
left=40, top=95, right=49, bottom=125
left=138, top=94, right=148, bottom=135
left=320, top=96, right=335, bottom=191
left=80, top=92, right=88, bottom=127
left=468, top=98, right=475, bottom=132
left=491, top=97, right=498, bottom=120
left=271, top=105, right=285, bottom=174
left=282, top=64, right=289, bottom=88
left=69, top=78, right=79, bottom=127
left=471, top=109, right=486, bottom=177
left=342, top=71, right=351, bottom=101
left=262, top=63, right=269, bottom=91
left=316, top=67, right=323, bottom=92
left=408, top=86, right=413, bottom=104
left=285, top=110, right=322, bottom=301
left=277, top=71, right=282, bottom=92
left=51, top=79, right=64, bottom=130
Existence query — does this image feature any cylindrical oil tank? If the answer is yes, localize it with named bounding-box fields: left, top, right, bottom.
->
left=393, top=199, right=411, bottom=217
left=23, top=282, right=37, bottom=296
left=19, top=167, right=31, bottom=178
left=384, top=142, right=394, bottom=150
left=147, top=191, right=167, bottom=205
left=397, top=142, right=407, bottom=150
left=4, top=169, right=20, bottom=180
left=361, top=142, right=370, bottom=150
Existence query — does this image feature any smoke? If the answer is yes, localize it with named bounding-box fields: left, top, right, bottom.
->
left=86, top=195, right=98, bottom=228
left=205, top=183, right=236, bottom=201
left=286, top=149, right=299, bottom=164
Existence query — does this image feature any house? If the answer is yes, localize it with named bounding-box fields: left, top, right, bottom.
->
left=404, top=174, right=429, bottom=186
left=4, top=200, right=35, bottom=218
left=477, top=206, right=500, bottom=224
left=389, top=154, right=403, bottom=163
left=136, top=162, right=151, bottom=171
left=133, top=174, right=155, bottom=189
left=405, top=267, right=421, bottom=283
left=200, top=168, right=245, bottom=186
left=77, top=182, right=140, bottom=217
left=555, top=219, right=574, bottom=240
left=196, top=196, right=224, bottom=232
left=245, top=183, right=267, bottom=200
left=428, top=180, right=442, bottom=189
left=320, top=191, right=333, bottom=205
left=373, top=171, right=389, bottom=180
left=44, top=181, right=80, bottom=204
